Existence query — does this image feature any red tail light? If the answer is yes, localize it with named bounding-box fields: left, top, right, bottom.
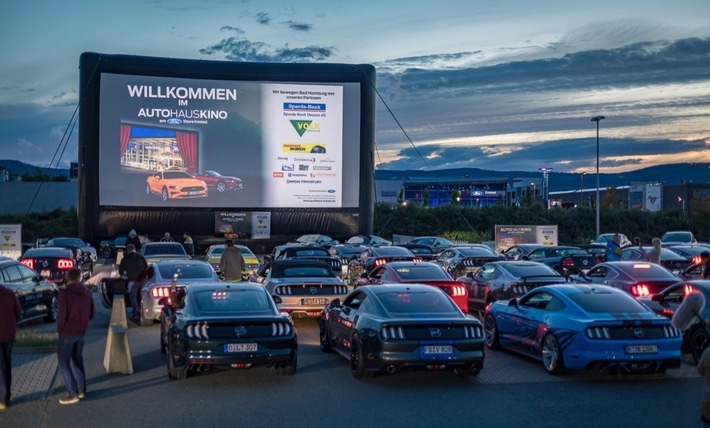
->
left=151, top=286, right=171, bottom=298
left=57, top=258, right=74, bottom=270
left=684, top=284, right=695, bottom=296
left=693, top=256, right=702, bottom=265
left=413, top=257, right=422, bottom=263
left=20, top=259, right=33, bottom=269
left=448, top=285, right=466, bottom=297
left=561, top=258, right=574, bottom=267
left=375, top=258, right=387, bottom=266
left=631, top=284, right=650, bottom=297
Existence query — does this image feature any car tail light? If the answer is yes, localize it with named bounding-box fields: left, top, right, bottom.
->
left=511, top=283, right=529, bottom=294
left=693, top=256, right=702, bottom=265
left=684, top=284, right=695, bottom=296
left=20, top=259, right=33, bottom=269
left=447, top=285, right=466, bottom=297
left=185, top=322, right=209, bottom=340
left=272, top=322, right=293, bottom=336
left=463, top=325, right=483, bottom=339
left=151, top=286, right=171, bottom=299
left=335, top=285, right=348, bottom=294
left=413, top=257, right=422, bottom=263
left=663, top=325, right=681, bottom=337
left=375, top=258, right=387, bottom=266
left=585, top=327, right=611, bottom=339
left=380, top=326, right=405, bottom=340
left=57, top=258, right=74, bottom=269
left=561, top=258, right=574, bottom=267
left=630, top=284, right=650, bottom=297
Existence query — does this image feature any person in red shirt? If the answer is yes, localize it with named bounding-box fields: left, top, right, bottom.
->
left=56, top=267, right=95, bottom=405
left=0, top=282, right=21, bottom=410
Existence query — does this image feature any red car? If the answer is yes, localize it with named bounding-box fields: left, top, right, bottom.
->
left=194, top=170, right=243, bottom=192
left=353, top=261, right=469, bottom=313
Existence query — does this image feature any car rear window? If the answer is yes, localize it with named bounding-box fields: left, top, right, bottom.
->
left=616, top=264, right=679, bottom=279
left=569, top=292, right=648, bottom=314
left=459, top=248, right=496, bottom=257
left=375, top=247, right=412, bottom=256
left=157, top=264, right=214, bottom=279
left=393, top=265, right=449, bottom=280
left=273, top=266, right=335, bottom=278
left=503, top=263, right=560, bottom=278
left=144, top=245, right=186, bottom=256
left=377, top=290, right=459, bottom=315
left=192, top=289, right=274, bottom=314
left=289, top=249, right=329, bottom=257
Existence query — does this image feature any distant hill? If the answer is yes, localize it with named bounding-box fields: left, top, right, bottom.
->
left=0, top=159, right=70, bottom=178
left=375, top=163, right=710, bottom=191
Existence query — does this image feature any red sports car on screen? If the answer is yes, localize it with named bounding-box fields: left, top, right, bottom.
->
left=194, top=170, right=243, bottom=192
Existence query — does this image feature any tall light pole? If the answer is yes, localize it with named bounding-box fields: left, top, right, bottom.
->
left=539, top=167, right=553, bottom=208
left=580, top=171, right=587, bottom=207
left=591, top=116, right=605, bottom=237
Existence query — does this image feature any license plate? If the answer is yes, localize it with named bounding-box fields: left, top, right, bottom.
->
left=423, top=345, right=453, bottom=354
left=625, top=345, right=657, bottom=354
left=188, top=191, right=201, bottom=195
left=41, top=270, right=51, bottom=277
left=225, top=343, right=257, bottom=353
left=301, top=298, right=329, bottom=305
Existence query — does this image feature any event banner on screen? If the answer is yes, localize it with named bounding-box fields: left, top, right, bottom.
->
left=98, top=73, right=359, bottom=209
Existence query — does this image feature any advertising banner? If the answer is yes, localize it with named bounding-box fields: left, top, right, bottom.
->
left=494, top=225, right=558, bottom=253
left=251, top=212, right=271, bottom=239
left=0, top=224, right=22, bottom=259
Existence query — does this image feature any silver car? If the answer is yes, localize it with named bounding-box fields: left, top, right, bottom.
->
left=257, top=259, right=348, bottom=318
left=139, top=260, right=219, bottom=326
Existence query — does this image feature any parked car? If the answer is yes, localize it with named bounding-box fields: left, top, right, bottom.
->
left=344, top=235, right=391, bottom=247
left=463, top=260, right=567, bottom=313
left=292, top=234, right=340, bottom=247
left=407, top=236, right=454, bottom=253
left=591, top=233, right=633, bottom=248
left=399, top=243, right=438, bottom=261
left=353, top=261, right=469, bottom=312
left=274, top=245, right=342, bottom=274
left=661, top=230, right=698, bottom=246
left=44, top=237, right=98, bottom=264
left=329, top=244, right=367, bottom=265
left=202, top=244, right=260, bottom=278
left=524, top=246, right=595, bottom=276
left=638, top=280, right=710, bottom=363
left=194, top=170, right=243, bottom=192
left=500, top=244, right=545, bottom=261
left=435, top=246, right=504, bottom=277
left=665, top=244, right=708, bottom=266
left=319, top=284, right=485, bottom=378
left=257, top=259, right=349, bottom=318
left=348, top=246, right=419, bottom=277
left=139, top=260, right=220, bottom=326
left=140, top=242, right=192, bottom=263
left=146, top=170, right=208, bottom=201
left=621, top=247, right=691, bottom=272
left=571, top=261, right=680, bottom=297
left=0, top=258, right=59, bottom=324
left=20, top=247, right=92, bottom=284
left=99, top=234, right=151, bottom=258
left=484, top=283, right=682, bottom=374
left=161, top=282, right=297, bottom=379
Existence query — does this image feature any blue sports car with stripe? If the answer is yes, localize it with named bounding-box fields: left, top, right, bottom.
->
left=483, top=283, right=682, bottom=374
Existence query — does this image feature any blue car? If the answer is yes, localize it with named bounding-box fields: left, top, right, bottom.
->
left=483, top=283, right=682, bottom=374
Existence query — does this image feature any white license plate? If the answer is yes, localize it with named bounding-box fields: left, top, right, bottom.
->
left=423, top=345, right=453, bottom=354
left=301, top=298, right=329, bottom=305
left=625, top=345, right=657, bottom=354
left=225, top=343, right=257, bottom=353
left=188, top=191, right=201, bottom=195
left=41, top=270, right=51, bottom=277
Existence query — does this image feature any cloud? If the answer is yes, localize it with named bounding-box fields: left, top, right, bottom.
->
left=255, top=12, right=271, bottom=25
left=283, top=20, right=312, bottom=32
left=200, top=26, right=334, bottom=62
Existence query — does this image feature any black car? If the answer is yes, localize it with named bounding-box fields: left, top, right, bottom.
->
left=399, top=243, right=438, bottom=261
left=319, top=283, right=485, bottom=378
left=45, top=237, right=98, bottom=264
left=99, top=234, right=151, bottom=258
left=161, top=282, right=297, bottom=379
left=571, top=261, right=680, bottom=297
left=274, top=245, right=342, bottom=273
left=329, top=244, right=368, bottom=265
left=0, top=259, right=59, bottom=324
left=344, top=235, right=391, bottom=247
left=525, top=246, right=595, bottom=275
left=348, top=246, right=418, bottom=277
left=435, top=247, right=504, bottom=277
left=19, top=247, right=93, bottom=284
left=500, top=244, right=545, bottom=261
left=639, top=280, right=710, bottom=363
left=621, top=247, right=691, bottom=272
left=464, top=260, right=567, bottom=313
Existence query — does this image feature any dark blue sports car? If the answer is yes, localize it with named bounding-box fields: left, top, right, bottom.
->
left=483, top=283, right=682, bottom=374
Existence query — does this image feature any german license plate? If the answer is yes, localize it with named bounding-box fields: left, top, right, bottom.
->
left=423, top=345, right=453, bottom=354
left=225, top=343, right=257, bottom=353
left=625, top=345, right=657, bottom=354
left=41, top=270, right=51, bottom=277
left=301, top=298, right=328, bottom=305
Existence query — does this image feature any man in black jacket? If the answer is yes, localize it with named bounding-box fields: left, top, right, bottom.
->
left=119, top=244, right=148, bottom=320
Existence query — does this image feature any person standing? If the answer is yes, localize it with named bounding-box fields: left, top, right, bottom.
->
left=605, top=233, right=622, bottom=262
left=0, top=282, right=21, bottom=410
left=700, top=251, right=710, bottom=279
left=160, top=232, right=174, bottom=242
left=119, top=244, right=148, bottom=320
left=126, top=229, right=142, bottom=251
left=638, top=237, right=662, bottom=264
left=182, top=232, right=195, bottom=257
left=56, top=267, right=94, bottom=405
left=220, top=239, right=245, bottom=282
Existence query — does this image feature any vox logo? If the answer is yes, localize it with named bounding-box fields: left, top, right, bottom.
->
left=290, top=120, right=320, bottom=137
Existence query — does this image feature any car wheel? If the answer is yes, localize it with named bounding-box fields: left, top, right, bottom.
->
left=541, top=333, right=564, bottom=374
left=276, top=354, right=297, bottom=376
left=139, top=305, right=153, bottom=327
left=483, top=313, right=500, bottom=350
left=99, top=279, right=112, bottom=309
left=167, top=344, right=187, bottom=380
left=319, top=319, right=333, bottom=353
left=350, top=336, right=373, bottom=379
left=160, top=319, right=167, bottom=354
left=691, top=327, right=709, bottom=364
left=44, top=295, right=58, bottom=323
left=102, top=247, right=112, bottom=259
left=161, top=187, right=169, bottom=202
left=216, top=181, right=226, bottom=192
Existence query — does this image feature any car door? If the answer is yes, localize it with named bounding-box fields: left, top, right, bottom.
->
left=470, top=265, right=499, bottom=310
left=502, top=291, right=556, bottom=356
left=584, top=265, right=612, bottom=285
left=18, top=264, right=49, bottom=317
left=330, top=291, right=368, bottom=346
left=1, top=264, right=32, bottom=320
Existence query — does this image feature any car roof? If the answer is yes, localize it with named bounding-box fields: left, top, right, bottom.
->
left=364, top=283, right=447, bottom=295
left=23, top=247, right=74, bottom=257
left=538, top=283, right=623, bottom=296
left=184, top=281, right=266, bottom=292
left=269, top=259, right=332, bottom=267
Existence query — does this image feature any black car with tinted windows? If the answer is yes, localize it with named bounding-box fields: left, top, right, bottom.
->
left=0, top=259, right=59, bottom=324
left=525, top=245, right=595, bottom=276
left=435, top=246, right=504, bottom=278
left=571, top=261, right=680, bottom=297
left=20, top=247, right=93, bottom=284
left=348, top=246, right=419, bottom=278
left=319, top=283, right=484, bottom=378
left=621, top=247, right=691, bottom=272
left=275, top=245, right=342, bottom=274
left=162, top=282, right=297, bottom=379
left=45, top=237, right=98, bottom=265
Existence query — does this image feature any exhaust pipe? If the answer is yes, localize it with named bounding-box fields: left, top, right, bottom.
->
left=386, top=365, right=398, bottom=374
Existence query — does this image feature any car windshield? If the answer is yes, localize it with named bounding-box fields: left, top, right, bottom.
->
left=558, top=248, right=589, bottom=256
left=157, top=264, right=214, bottom=279
left=663, top=232, right=692, bottom=242
left=406, top=247, right=434, bottom=255
left=210, top=247, right=225, bottom=256
left=392, top=265, right=449, bottom=280
left=191, top=289, right=274, bottom=314
left=502, top=263, right=560, bottom=277
left=144, top=245, right=186, bottom=256
left=288, top=249, right=329, bottom=257
left=239, top=247, right=255, bottom=257
left=458, top=248, right=496, bottom=257
left=374, top=247, right=412, bottom=256
left=51, top=238, right=85, bottom=247
left=569, top=291, right=648, bottom=314
left=377, top=290, right=458, bottom=315
left=346, top=236, right=366, bottom=245
left=163, top=171, right=191, bottom=179
left=273, top=265, right=335, bottom=278
left=296, top=235, right=321, bottom=244
left=615, top=263, right=678, bottom=279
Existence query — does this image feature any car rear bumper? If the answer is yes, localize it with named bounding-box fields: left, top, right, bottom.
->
left=364, top=341, right=485, bottom=371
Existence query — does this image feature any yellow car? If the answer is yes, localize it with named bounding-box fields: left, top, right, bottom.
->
left=203, top=244, right=260, bottom=278
left=146, top=171, right=208, bottom=201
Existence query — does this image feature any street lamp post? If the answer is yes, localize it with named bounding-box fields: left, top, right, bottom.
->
left=539, top=167, right=553, bottom=208
left=580, top=171, right=587, bottom=207
left=591, top=116, right=605, bottom=237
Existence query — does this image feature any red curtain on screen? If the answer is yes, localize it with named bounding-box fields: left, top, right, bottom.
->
left=120, top=124, right=131, bottom=156
left=175, top=132, right=197, bottom=174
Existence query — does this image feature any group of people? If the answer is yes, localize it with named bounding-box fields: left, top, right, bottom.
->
left=604, top=233, right=662, bottom=264
left=1, top=267, right=93, bottom=408
left=128, top=229, right=195, bottom=256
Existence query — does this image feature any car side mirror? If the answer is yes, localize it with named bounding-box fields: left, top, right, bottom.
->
left=330, top=298, right=341, bottom=308
left=508, top=298, right=518, bottom=307
left=272, top=295, right=283, bottom=304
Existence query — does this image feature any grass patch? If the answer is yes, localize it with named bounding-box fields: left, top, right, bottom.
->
left=15, top=331, right=58, bottom=348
